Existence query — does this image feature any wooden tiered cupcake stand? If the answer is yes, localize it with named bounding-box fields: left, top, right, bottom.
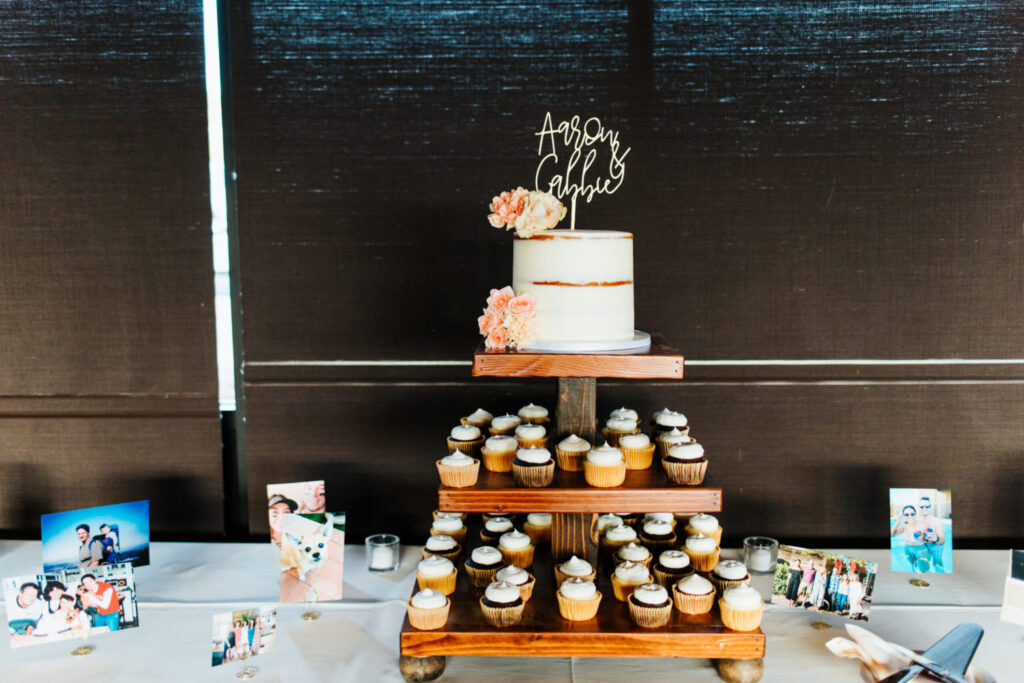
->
left=399, top=336, right=765, bottom=682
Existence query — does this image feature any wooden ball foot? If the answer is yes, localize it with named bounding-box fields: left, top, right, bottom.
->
left=399, top=655, right=446, bottom=682
left=714, top=657, right=764, bottom=683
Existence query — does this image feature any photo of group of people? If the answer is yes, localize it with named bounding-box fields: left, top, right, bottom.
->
left=889, top=488, right=953, bottom=574
left=41, top=500, right=150, bottom=572
left=211, top=606, right=277, bottom=667
left=267, top=480, right=345, bottom=603
left=4, top=563, right=139, bottom=648
left=771, top=545, right=877, bottom=621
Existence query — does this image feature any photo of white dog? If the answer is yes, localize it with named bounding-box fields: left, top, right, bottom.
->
left=278, top=511, right=346, bottom=603
left=280, top=513, right=334, bottom=581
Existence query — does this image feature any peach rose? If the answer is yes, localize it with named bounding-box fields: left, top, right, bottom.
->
left=504, top=315, right=537, bottom=347
left=487, top=187, right=529, bottom=230
left=478, top=309, right=503, bottom=335
left=486, top=286, right=515, bottom=312
left=507, top=293, right=536, bottom=317
left=514, top=191, right=566, bottom=238
left=485, top=325, right=509, bottom=349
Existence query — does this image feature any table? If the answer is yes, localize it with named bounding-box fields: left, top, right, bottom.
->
left=0, top=542, right=1018, bottom=682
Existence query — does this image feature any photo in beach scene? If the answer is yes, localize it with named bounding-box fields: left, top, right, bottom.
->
left=211, top=606, right=277, bottom=667
left=266, top=480, right=326, bottom=546
left=4, top=563, right=139, bottom=649
left=279, top=512, right=346, bottom=602
left=1000, top=550, right=1024, bottom=626
left=771, top=545, right=877, bottom=621
left=41, top=500, right=150, bottom=573
left=889, top=488, right=952, bottom=574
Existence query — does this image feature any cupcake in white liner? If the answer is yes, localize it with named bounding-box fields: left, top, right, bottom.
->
left=656, top=427, right=694, bottom=458
left=415, top=555, right=457, bottom=595
left=673, top=572, right=715, bottom=614
left=522, top=512, right=552, bottom=545
left=430, top=515, right=466, bottom=545
left=628, top=582, right=673, bottom=628
left=615, top=542, right=653, bottom=569
left=489, top=413, right=522, bottom=436
left=464, top=545, right=505, bottom=587
left=517, top=402, right=550, bottom=426
left=446, top=424, right=485, bottom=456
left=554, top=554, right=597, bottom=585
left=406, top=588, right=451, bottom=630
left=709, top=560, right=751, bottom=596
left=557, top=577, right=602, bottom=621
left=596, top=513, right=625, bottom=534
left=495, top=564, right=535, bottom=602
left=682, top=533, right=720, bottom=573
left=652, top=549, right=694, bottom=587
left=618, top=432, right=656, bottom=470
left=512, top=446, right=555, bottom=488
left=480, top=515, right=514, bottom=544
left=663, top=441, right=707, bottom=485
left=638, top=519, right=677, bottom=551
left=718, top=584, right=764, bottom=632
left=602, top=415, right=641, bottom=447
left=584, top=443, right=626, bottom=488
left=684, top=513, right=722, bottom=545
left=601, top=523, right=638, bottom=556
left=515, top=423, right=548, bottom=449
left=554, top=434, right=591, bottom=471
left=609, top=406, right=639, bottom=421
left=436, top=450, right=480, bottom=488
left=611, top=560, right=651, bottom=602
left=422, top=533, right=461, bottom=561
left=497, top=530, right=535, bottom=568
left=480, top=434, right=518, bottom=473
left=479, top=580, right=524, bottom=627
left=461, top=407, right=493, bottom=429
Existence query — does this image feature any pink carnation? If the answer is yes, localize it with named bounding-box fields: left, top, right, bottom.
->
left=478, top=309, right=502, bottom=335
left=507, top=293, right=536, bottom=317
left=487, top=187, right=529, bottom=230
left=486, top=286, right=515, bottom=312
left=485, top=325, right=509, bottom=349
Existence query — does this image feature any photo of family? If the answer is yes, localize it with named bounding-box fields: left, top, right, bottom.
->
left=211, top=606, right=277, bottom=667
left=771, top=545, right=877, bottom=621
left=889, top=488, right=953, bottom=574
left=266, top=480, right=326, bottom=546
left=41, top=500, right=150, bottom=572
left=4, top=563, right=139, bottom=648
left=279, top=511, right=346, bottom=603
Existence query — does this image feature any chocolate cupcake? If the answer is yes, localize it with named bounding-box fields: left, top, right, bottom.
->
left=673, top=573, right=715, bottom=615
left=446, top=424, right=485, bottom=456
left=422, top=534, right=461, bottom=561
left=662, top=441, right=708, bottom=485
left=628, top=583, right=673, bottom=628
left=709, top=560, right=751, bottom=596
left=479, top=580, right=524, bottom=626
left=638, top=519, right=678, bottom=552
left=480, top=516, right=514, bottom=544
left=464, top=545, right=505, bottom=587
left=652, top=549, right=694, bottom=587
left=495, top=565, right=535, bottom=602
left=651, top=409, right=690, bottom=436
left=512, top=446, right=555, bottom=488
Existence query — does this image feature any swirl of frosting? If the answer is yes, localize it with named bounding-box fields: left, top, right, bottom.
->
left=688, top=513, right=719, bottom=533
left=618, top=433, right=651, bottom=449
left=557, top=434, right=591, bottom=452
left=495, top=565, right=531, bottom=585
left=685, top=533, right=717, bottom=552
left=526, top=512, right=551, bottom=526
left=484, top=580, right=521, bottom=604
left=586, top=443, right=623, bottom=466
left=559, top=577, right=597, bottom=599
left=417, top=556, right=454, bottom=577
left=606, top=416, right=637, bottom=432
left=491, top=414, right=521, bottom=431
left=642, top=519, right=674, bottom=537
left=658, top=550, right=691, bottom=569
left=667, top=441, right=704, bottom=461
left=483, top=516, right=514, bottom=534
left=485, top=435, right=518, bottom=452
left=498, top=530, right=532, bottom=550
left=559, top=555, right=594, bottom=577
left=410, top=588, right=447, bottom=609
left=617, top=542, right=651, bottom=562
left=425, top=534, right=457, bottom=551
left=465, top=408, right=493, bottom=423
left=596, top=514, right=624, bottom=533
left=435, top=511, right=464, bottom=520
left=722, top=584, right=763, bottom=609
left=632, top=583, right=669, bottom=605
left=614, top=560, right=651, bottom=583
left=431, top=517, right=464, bottom=533
left=651, top=407, right=672, bottom=421
left=470, top=546, right=503, bottom=566
left=644, top=512, right=675, bottom=523
left=604, top=525, right=637, bottom=542
left=515, top=423, right=547, bottom=440
left=609, top=407, right=639, bottom=421
left=450, top=425, right=481, bottom=441
left=440, top=451, right=476, bottom=467
left=657, top=427, right=693, bottom=445
left=655, top=410, right=688, bottom=427
left=517, top=403, right=549, bottom=419
left=713, top=560, right=749, bottom=580
left=516, top=446, right=552, bottom=464
left=676, top=573, right=714, bottom=595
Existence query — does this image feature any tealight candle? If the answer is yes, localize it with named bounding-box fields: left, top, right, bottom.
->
left=366, top=533, right=400, bottom=572
left=743, top=536, right=778, bottom=574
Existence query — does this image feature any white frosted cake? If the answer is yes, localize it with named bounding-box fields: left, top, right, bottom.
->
left=512, top=229, right=634, bottom=344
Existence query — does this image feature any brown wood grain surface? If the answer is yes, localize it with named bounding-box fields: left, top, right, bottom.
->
left=473, top=336, right=683, bottom=379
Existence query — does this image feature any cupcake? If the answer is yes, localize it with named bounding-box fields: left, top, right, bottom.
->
left=415, top=556, right=457, bottom=595
left=602, top=415, right=641, bottom=447
left=479, top=580, right=524, bottom=627
left=517, top=402, right=550, bottom=426
left=464, top=546, right=504, bottom=587
left=422, top=534, right=461, bottom=561
left=447, top=424, right=485, bottom=456
left=495, top=565, right=535, bottom=602
left=512, top=446, right=555, bottom=488
left=430, top=516, right=466, bottom=545
left=643, top=512, right=677, bottom=528
left=663, top=441, right=708, bottom=485
left=488, top=413, right=521, bottom=436
left=596, top=513, right=625, bottom=535
left=652, top=549, right=694, bottom=587
left=709, top=560, right=751, bottom=596
left=609, top=406, right=639, bottom=421
left=719, top=584, right=765, bottom=631
left=656, top=427, right=694, bottom=458
left=638, top=519, right=677, bottom=552
left=600, top=523, right=638, bottom=556
left=522, top=513, right=552, bottom=545
left=554, top=434, right=591, bottom=471
left=584, top=443, right=626, bottom=488
left=461, top=407, right=493, bottom=429
left=515, top=423, right=549, bottom=449
left=480, top=516, right=514, bottom=544
left=651, top=409, right=689, bottom=436
left=682, top=533, right=720, bottom=573
left=436, top=451, right=480, bottom=488
left=480, top=435, right=518, bottom=473
left=618, top=433, right=656, bottom=470
left=615, top=542, right=653, bottom=569
left=611, top=560, right=652, bottom=602
left=685, top=513, right=723, bottom=545
left=406, top=588, right=451, bottom=630
left=557, top=577, right=602, bottom=621
left=628, top=583, right=673, bottom=628
left=673, top=573, right=715, bottom=615
left=497, top=530, right=535, bottom=567
left=483, top=512, right=517, bottom=523
left=554, top=554, right=597, bottom=585
left=432, top=510, right=467, bottom=522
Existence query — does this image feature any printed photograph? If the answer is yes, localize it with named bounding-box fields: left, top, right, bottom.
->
left=1001, top=549, right=1024, bottom=627
left=211, top=606, right=277, bottom=667
left=889, top=488, right=953, bottom=574
left=266, top=480, right=326, bottom=546
left=4, top=563, right=139, bottom=648
left=279, top=512, right=346, bottom=602
left=41, top=500, right=150, bottom=572
left=771, top=545, right=877, bottom=621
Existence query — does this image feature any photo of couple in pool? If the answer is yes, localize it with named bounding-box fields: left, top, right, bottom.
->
left=889, top=488, right=953, bottom=574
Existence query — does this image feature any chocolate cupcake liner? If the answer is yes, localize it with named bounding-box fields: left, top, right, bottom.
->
left=436, top=458, right=480, bottom=488
left=621, top=442, right=656, bottom=470
left=446, top=436, right=484, bottom=456
left=516, top=436, right=549, bottom=450
left=682, top=546, right=720, bottom=573
left=652, top=564, right=694, bottom=588
left=638, top=533, right=677, bottom=553
left=479, top=598, right=525, bottom=627
left=662, top=457, right=707, bottom=485
left=610, top=574, right=647, bottom=602
left=684, top=523, right=722, bottom=545
left=584, top=460, right=626, bottom=488
left=672, top=586, right=715, bottom=615
left=430, top=526, right=466, bottom=545
left=406, top=598, right=451, bottom=630
left=512, top=460, right=555, bottom=488
left=498, top=544, right=535, bottom=568
left=556, top=590, right=602, bottom=621
left=628, top=598, right=673, bottom=628
left=601, top=427, right=641, bottom=448
left=718, top=599, right=764, bottom=631
left=480, top=447, right=516, bottom=473
left=709, top=574, right=751, bottom=596
left=522, top=522, right=551, bottom=546
left=554, top=447, right=588, bottom=471
left=554, top=565, right=597, bottom=587
left=416, top=569, right=457, bottom=596
left=464, top=562, right=502, bottom=588
left=422, top=544, right=462, bottom=562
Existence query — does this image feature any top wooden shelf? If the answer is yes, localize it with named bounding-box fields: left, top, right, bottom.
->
left=472, top=334, right=684, bottom=379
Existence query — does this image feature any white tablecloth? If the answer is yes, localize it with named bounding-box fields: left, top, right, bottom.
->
left=0, top=542, right=1018, bottom=682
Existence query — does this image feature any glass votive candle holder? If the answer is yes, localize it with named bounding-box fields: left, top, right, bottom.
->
left=743, top=536, right=779, bottom=575
left=366, top=534, right=400, bottom=572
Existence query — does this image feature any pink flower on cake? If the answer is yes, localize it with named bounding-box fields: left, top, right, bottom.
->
left=477, top=286, right=538, bottom=349
left=478, top=309, right=502, bottom=335
left=504, top=315, right=537, bottom=347
left=513, top=191, right=566, bottom=238
left=486, top=286, right=516, bottom=312
left=487, top=187, right=529, bottom=230
left=485, top=325, right=509, bottom=349
left=507, top=293, right=536, bottom=317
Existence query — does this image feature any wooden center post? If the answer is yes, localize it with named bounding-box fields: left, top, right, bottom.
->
left=552, top=376, right=599, bottom=565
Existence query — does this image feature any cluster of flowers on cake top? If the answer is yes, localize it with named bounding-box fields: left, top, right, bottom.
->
left=487, top=186, right=567, bottom=239
left=478, top=286, right=538, bottom=349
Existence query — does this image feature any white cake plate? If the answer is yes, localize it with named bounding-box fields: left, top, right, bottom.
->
left=519, top=331, right=651, bottom=354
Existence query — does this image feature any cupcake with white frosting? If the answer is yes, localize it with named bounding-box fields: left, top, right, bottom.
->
left=436, top=450, right=480, bottom=488
left=615, top=542, right=653, bottom=569
left=638, top=518, right=678, bottom=552
left=497, top=530, right=535, bottom=568
left=406, top=588, right=451, bottom=630
left=422, top=533, right=461, bottom=561
left=461, top=407, right=493, bottom=429
left=609, top=406, right=639, bottom=421
left=709, top=560, right=751, bottom=596
left=618, top=432, right=656, bottom=470
left=479, top=580, right=524, bottom=627
left=522, top=512, right=552, bottom=545
left=480, top=434, right=519, bottom=473
left=652, top=549, right=694, bottom=587
left=479, top=516, right=514, bottom=544
left=628, top=582, right=673, bottom=628
left=512, top=446, right=555, bottom=488
left=611, top=560, right=652, bottom=602
left=430, top=515, right=466, bottom=545
left=601, top=415, right=641, bottom=447
left=663, top=440, right=707, bottom=485
left=554, top=434, right=591, bottom=472
left=673, top=573, right=715, bottom=614
left=718, top=584, right=765, bottom=631
left=596, top=513, right=624, bottom=534
left=554, top=554, right=597, bottom=585
left=517, top=402, right=550, bottom=426
left=684, top=513, right=722, bottom=545
left=656, top=427, right=695, bottom=458
left=488, top=413, right=521, bottom=436
left=600, top=523, right=638, bottom=556
left=515, top=422, right=549, bottom=449
left=432, top=510, right=467, bottom=522
left=583, top=443, right=626, bottom=488
left=464, top=545, right=505, bottom=588
left=651, top=408, right=690, bottom=436
left=682, top=533, right=721, bottom=573
left=446, top=424, right=485, bottom=456
left=556, top=577, right=602, bottom=621
left=415, top=555, right=457, bottom=595
left=495, top=564, right=536, bottom=602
